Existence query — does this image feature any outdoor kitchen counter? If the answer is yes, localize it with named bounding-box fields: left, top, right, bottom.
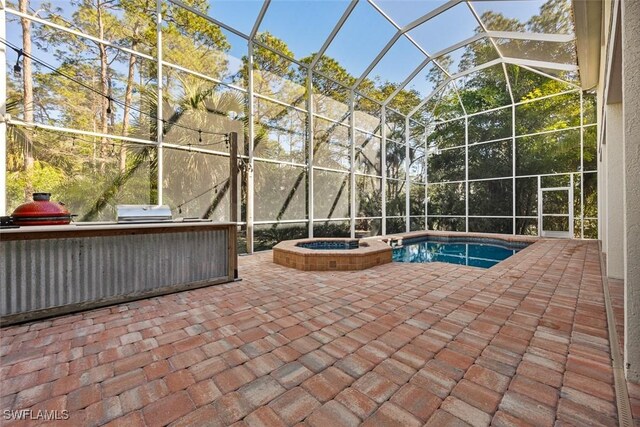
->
left=1, top=222, right=238, bottom=325
left=0, top=221, right=237, bottom=240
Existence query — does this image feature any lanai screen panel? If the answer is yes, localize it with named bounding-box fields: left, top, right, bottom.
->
left=1, top=0, right=595, bottom=252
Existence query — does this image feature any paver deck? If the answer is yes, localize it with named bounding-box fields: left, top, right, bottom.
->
left=0, top=238, right=636, bottom=426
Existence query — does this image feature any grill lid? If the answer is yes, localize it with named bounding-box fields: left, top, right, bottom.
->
left=11, top=192, right=73, bottom=226
left=116, top=205, right=172, bottom=223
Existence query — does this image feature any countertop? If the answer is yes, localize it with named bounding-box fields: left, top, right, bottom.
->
left=0, top=221, right=237, bottom=241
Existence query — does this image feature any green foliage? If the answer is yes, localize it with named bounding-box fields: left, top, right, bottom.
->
left=313, top=221, right=350, bottom=238
left=7, top=0, right=243, bottom=220
left=386, top=217, right=406, bottom=234
left=428, top=183, right=465, bottom=216
left=254, top=223, right=307, bottom=252
left=469, top=180, right=512, bottom=216
left=409, top=184, right=425, bottom=216
left=382, top=82, right=421, bottom=116
left=356, top=175, right=382, bottom=217
left=6, top=161, right=66, bottom=209
left=423, top=0, right=594, bottom=236
left=238, top=32, right=299, bottom=99
left=301, top=54, right=355, bottom=91
left=386, top=180, right=405, bottom=217
left=469, top=217, right=512, bottom=234
left=458, top=65, right=511, bottom=114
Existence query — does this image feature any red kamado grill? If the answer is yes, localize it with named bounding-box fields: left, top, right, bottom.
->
left=11, top=193, right=73, bottom=226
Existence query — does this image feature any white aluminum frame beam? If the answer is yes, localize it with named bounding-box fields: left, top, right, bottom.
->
left=307, top=65, right=314, bottom=238
left=310, top=1, right=358, bottom=69
left=502, top=57, right=578, bottom=72
left=519, top=64, right=581, bottom=89
left=353, top=31, right=403, bottom=89
left=406, top=56, right=578, bottom=120
left=465, top=1, right=513, bottom=109
left=486, top=31, right=575, bottom=42
left=400, top=0, right=462, bottom=34
left=363, top=0, right=580, bottom=111
left=382, top=57, right=433, bottom=106
left=450, top=79, right=467, bottom=116
left=405, top=116, right=411, bottom=232
left=381, top=106, right=387, bottom=235
left=246, top=40, right=256, bottom=253
left=349, top=90, right=356, bottom=237
left=381, top=33, right=485, bottom=106
left=167, top=0, right=249, bottom=40
left=0, top=0, right=5, bottom=215
left=464, top=115, right=469, bottom=232
left=408, top=80, right=451, bottom=118
left=250, top=0, right=271, bottom=39
left=156, top=0, right=164, bottom=205
left=6, top=8, right=155, bottom=60
left=364, top=0, right=457, bottom=100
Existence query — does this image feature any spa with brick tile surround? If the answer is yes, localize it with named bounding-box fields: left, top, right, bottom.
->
left=1, top=238, right=638, bottom=426
left=273, top=238, right=392, bottom=271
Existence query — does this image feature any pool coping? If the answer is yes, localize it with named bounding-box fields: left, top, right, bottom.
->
left=371, top=230, right=544, bottom=270
left=375, top=230, right=540, bottom=246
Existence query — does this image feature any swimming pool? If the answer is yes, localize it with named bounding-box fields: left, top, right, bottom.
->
left=392, top=237, right=528, bottom=268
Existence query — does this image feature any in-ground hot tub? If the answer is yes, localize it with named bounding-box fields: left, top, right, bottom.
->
left=273, top=238, right=392, bottom=271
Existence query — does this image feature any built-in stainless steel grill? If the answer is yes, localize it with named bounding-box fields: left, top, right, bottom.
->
left=116, top=205, right=173, bottom=223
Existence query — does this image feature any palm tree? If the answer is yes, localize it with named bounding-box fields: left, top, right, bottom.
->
left=81, top=80, right=244, bottom=221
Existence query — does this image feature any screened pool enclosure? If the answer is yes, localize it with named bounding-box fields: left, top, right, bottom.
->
left=0, top=0, right=596, bottom=252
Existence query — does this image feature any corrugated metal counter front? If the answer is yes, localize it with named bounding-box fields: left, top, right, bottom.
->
left=0, top=222, right=237, bottom=325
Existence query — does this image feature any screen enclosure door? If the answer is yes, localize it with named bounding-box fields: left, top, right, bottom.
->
left=539, top=176, right=574, bottom=238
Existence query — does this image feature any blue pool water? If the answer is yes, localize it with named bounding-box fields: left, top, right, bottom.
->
left=392, top=238, right=526, bottom=268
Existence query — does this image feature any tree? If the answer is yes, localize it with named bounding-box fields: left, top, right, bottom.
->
left=4, top=0, right=593, bottom=240
left=424, top=0, right=590, bottom=235
left=119, top=0, right=156, bottom=172
left=5, top=0, right=239, bottom=219
left=18, top=0, right=34, bottom=200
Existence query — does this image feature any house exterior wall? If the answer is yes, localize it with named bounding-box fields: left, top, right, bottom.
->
left=604, top=103, right=623, bottom=279
left=621, top=0, right=640, bottom=383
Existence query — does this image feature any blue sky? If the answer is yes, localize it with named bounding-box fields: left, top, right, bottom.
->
left=210, top=0, right=544, bottom=87
left=5, top=0, right=546, bottom=97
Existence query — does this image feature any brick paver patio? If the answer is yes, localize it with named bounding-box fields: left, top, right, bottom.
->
left=1, top=238, right=636, bottom=426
